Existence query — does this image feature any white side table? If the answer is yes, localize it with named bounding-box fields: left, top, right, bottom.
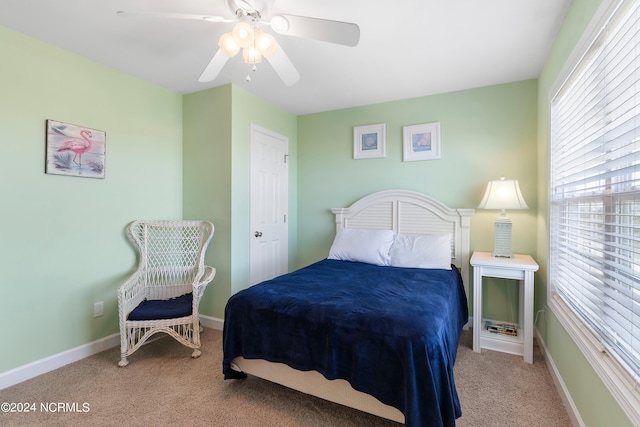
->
left=471, top=251, right=539, bottom=363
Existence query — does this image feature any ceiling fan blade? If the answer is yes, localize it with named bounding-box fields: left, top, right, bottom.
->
left=269, top=14, right=360, bottom=47
left=265, top=47, right=300, bottom=87
left=198, top=49, right=230, bottom=82
left=116, top=11, right=233, bottom=23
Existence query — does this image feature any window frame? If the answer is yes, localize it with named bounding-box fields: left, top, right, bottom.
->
left=548, top=0, right=640, bottom=424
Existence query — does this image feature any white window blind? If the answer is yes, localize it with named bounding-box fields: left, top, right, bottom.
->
left=550, top=0, right=640, bottom=382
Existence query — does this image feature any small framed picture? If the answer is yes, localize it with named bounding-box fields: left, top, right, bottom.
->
left=353, top=123, right=386, bottom=159
left=45, top=119, right=106, bottom=178
left=402, top=122, right=441, bottom=162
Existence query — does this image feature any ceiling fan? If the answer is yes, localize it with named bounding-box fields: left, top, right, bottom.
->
left=117, top=0, right=360, bottom=87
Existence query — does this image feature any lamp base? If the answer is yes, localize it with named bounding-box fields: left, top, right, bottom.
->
left=492, top=217, right=513, bottom=258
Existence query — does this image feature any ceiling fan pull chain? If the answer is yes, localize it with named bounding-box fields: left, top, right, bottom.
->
left=246, top=63, right=258, bottom=82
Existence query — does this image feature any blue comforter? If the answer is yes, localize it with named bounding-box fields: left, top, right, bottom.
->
left=222, top=259, right=468, bottom=427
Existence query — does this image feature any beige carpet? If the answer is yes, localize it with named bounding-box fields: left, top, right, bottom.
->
left=0, top=328, right=571, bottom=426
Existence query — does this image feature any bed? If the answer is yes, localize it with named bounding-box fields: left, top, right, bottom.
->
left=222, top=190, right=474, bottom=426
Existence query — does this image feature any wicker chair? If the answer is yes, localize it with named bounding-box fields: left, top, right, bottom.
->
left=117, top=220, right=215, bottom=367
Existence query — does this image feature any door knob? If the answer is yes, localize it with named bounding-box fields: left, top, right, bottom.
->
left=254, top=231, right=263, bottom=238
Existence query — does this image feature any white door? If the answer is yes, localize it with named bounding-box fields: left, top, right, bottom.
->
left=250, top=124, right=289, bottom=285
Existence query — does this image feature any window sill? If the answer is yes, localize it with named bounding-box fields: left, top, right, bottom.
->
left=549, top=294, right=640, bottom=426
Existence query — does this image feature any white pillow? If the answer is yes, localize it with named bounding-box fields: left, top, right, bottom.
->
left=328, top=227, right=396, bottom=266
left=389, top=233, right=453, bottom=270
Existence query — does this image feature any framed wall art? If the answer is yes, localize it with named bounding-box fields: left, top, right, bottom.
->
left=402, top=122, right=441, bottom=162
left=45, top=119, right=106, bottom=179
left=353, top=123, right=386, bottom=159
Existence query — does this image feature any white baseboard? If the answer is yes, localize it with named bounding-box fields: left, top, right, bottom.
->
left=0, top=315, right=225, bottom=391
left=199, top=314, right=224, bottom=331
left=0, top=333, right=120, bottom=391
left=464, top=316, right=472, bottom=330
left=535, top=328, right=585, bottom=427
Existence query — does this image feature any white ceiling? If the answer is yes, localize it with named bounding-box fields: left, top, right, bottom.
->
left=0, top=0, right=572, bottom=115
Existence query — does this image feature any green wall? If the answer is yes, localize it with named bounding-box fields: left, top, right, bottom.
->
left=183, top=85, right=234, bottom=319
left=536, top=0, right=632, bottom=425
left=297, top=80, right=539, bottom=321
left=182, top=84, right=297, bottom=318
left=0, top=26, right=183, bottom=372
left=0, top=23, right=297, bottom=375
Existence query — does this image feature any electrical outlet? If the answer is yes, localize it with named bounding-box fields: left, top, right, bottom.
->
left=93, top=301, right=104, bottom=317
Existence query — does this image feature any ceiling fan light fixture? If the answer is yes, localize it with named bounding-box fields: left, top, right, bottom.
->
left=243, top=46, right=263, bottom=64
left=254, top=30, right=277, bottom=57
left=218, top=32, right=241, bottom=56
left=232, top=22, right=255, bottom=48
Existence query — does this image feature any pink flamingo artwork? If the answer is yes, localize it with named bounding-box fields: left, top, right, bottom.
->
left=57, top=129, right=93, bottom=169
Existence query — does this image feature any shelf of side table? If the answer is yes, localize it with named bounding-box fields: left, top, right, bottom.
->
left=470, top=251, right=539, bottom=363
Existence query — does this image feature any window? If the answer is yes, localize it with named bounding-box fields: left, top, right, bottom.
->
left=550, top=0, right=640, bottom=421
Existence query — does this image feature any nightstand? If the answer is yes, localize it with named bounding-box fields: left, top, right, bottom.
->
left=470, top=251, right=539, bottom=363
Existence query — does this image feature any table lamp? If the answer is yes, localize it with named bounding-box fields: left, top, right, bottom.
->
left=478, top=177, right=528, bottom=258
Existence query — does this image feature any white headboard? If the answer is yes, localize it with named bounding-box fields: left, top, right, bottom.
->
left=331, top=189, right=474, bottom=294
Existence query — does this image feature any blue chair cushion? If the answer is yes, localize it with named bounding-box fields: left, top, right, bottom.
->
left=128, top=293, right=193, bottom=321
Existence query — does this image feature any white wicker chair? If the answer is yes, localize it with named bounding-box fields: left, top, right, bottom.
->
left=117, top=220, right=215, bottom=367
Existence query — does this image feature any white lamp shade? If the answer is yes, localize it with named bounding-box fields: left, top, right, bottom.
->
left=478, top=178, right=528, bottom=210
left=243, top=46, right=263, bottom=64
left=218, top=32, right=240, bottom=57
left=232, top=22, right=255, bottom=48
left=254, top=30, right=278, bottom=57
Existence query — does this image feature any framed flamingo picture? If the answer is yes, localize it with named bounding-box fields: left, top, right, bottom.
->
left=45, top=119, right=106, bottom=179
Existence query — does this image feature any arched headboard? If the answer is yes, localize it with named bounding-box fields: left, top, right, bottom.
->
left=331, top=189, right=474, bottom=294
